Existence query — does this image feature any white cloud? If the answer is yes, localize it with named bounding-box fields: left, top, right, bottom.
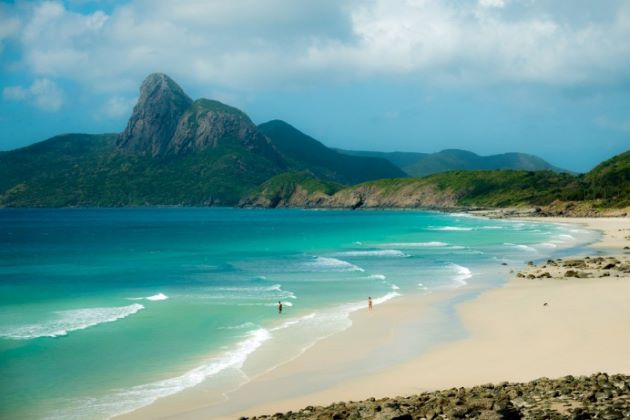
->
left=0, top=3, right=22, bottom=53
left=3, top=78, right=64, bottom=111
left=3, top=0, right=630, bottom=94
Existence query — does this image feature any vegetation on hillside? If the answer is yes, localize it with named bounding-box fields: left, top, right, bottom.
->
left=258, top=120, right=406, bottom=184
left=0, top=134, right=282, bottom=207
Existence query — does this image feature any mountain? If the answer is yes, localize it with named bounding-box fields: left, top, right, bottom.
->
left=116, top=73, right=193, bottom=155
left=2, top=72, right=623, bottom=210
left=241, top=151, right=630, bottom=214
left=258, top=120, right=405, bottom=184
left=337, top=148, right=565, bottom=176
left=334, top=149, right=428, bottom=169
left=0, top=73, right=402, bottom=207
left=0, top=73, right=294, bottom=206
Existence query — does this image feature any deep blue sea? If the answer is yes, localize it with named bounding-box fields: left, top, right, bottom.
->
left=0, top=208, right=597, bottom=418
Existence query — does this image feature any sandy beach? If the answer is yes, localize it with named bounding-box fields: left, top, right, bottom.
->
left=124, top=217, right=630, bottom=419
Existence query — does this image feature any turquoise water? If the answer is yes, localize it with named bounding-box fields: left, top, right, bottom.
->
left=0, top=209, right=596, bottom=418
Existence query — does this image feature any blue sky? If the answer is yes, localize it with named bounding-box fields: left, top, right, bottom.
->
left=1, top=0, right=629, bottom=172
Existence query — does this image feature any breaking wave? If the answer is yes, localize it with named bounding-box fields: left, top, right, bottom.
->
left=0, top=304, right=144, bottom=340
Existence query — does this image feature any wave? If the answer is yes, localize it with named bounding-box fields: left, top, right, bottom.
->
left=270, top=312, right=317, bottom=332
left=372, top=292, right=401, bottom=305
left=336, top=249, right=408, bottom=258
left=219, top=322, right=259, bottom=330
left=65, top=287, right=402, bottom=417
left=0, top=304, right=144, bottom=340
left=368, top=274, right=386, bottom=280
left=385, top=241, right=449, bottom=248
left=449, top=212, right=478, bottom=218
left=504, top=243, right=538, bottom=253
left=266, top=301, right=294, bottom=307
left=449, top=263, right=472, bottom=287
left=128, top=293, right=169, bottom=302
left=301, top=256, right=364, bottom=272
left=214, top=284, right=283, bottom=293
left=479, top=225, right=504, bottom=230
left=536, top=242, right=558, bottom=249
left=430, top=226, right=473, bottom=231
left=390, top=284, right=400, bottom=291
left=186, top=284, right=297, bottom=302
left=68, top=328, right=272, bottom=418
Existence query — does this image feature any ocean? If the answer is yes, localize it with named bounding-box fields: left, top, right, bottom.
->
left=0, top=208, right=597, bottom=418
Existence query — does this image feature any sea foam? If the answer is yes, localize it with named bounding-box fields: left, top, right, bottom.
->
left=449, top=263, right=472, bottom=287
left=385, top=241, right=449, bottom=248
left=504, top=243, right=538, bottom=253
left=336, top=249, right=409, bottom=258
left=431, top=226, right=474, bottom=231
left=67, top=328, right=272, bottom=418
left=0, top=304, right=144, bottom=340
left=302, top=256, right=365, bottom=272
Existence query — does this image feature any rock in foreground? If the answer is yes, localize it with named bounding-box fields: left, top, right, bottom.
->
left=244, top=373, right=630, bottom=419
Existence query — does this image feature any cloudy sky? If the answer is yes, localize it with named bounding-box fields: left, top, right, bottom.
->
left=1, top=0, right=629, bottom=172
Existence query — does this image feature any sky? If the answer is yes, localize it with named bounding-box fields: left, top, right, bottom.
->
left=1, top=0, right=629, bottom=172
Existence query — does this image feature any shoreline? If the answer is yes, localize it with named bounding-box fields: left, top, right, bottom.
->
left=122, top=217, right=630, bottom=418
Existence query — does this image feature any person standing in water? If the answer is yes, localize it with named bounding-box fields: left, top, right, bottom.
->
left=368, top=296, right=373, bottom=310
left=278, top=301, right=283, bottom=314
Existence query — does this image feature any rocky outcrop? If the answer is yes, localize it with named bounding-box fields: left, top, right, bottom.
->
left=167, top=99, right=284, bottom=165
left=241, top=184, right=334, bottom=208
left=516, top=256, right=630, bottom=280
left=117, top=73, right=193, bottom=156
left=245, top=373, right=630, bottom=419
left=241, top=178, right=463, bottom=209
left=116, top=74, right=283, bottom=165
left=324, top=182, right=460, bottom=209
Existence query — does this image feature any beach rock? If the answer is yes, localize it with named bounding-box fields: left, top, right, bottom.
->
left=565, top=270, right=579, bottom=278
left=564, top=259, right=587, bottom=268
left=247, top=373, right=630, bottom=420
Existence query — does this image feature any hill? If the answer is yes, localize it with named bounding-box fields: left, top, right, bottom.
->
left=258, top=120, right=405, bottom=184
left=338, top=148, right=565, bottom=176
left=241, top=151, right=630, bottom=213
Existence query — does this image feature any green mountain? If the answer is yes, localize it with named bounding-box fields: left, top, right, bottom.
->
left=334, top=149, right=428, bottom=170
left=0, top=132, right=284, bottom=206
left=0, top=73, right=290, bottom=206
left=338, top=148, right=565, bottom=176
left=241, top=151, right=630, bottom=213
left=2, top=72, right=624, bottom=210
left=0, top=73, right=402, bottom=207
left=258, top=120, right=405, bottom=184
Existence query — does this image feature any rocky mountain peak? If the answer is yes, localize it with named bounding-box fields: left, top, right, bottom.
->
left=116, top=73, right=193, bottom=156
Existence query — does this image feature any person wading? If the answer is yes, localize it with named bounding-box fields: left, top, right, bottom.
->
left=368, top=296, right=373, bottom=310
left=278, top=301, right=283, bottom=314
